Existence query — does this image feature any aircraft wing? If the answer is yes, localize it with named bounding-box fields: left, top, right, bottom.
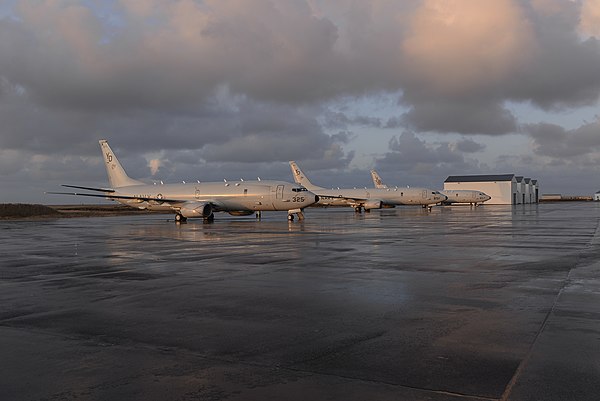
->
left=316, top=192, right=368, bottom=202
left=61, top=184, right=116, bottom=193
left=46, top=191, right=185, bottom=204
left=50, top=184, right=242, bottom=213
left=191, top=197, right=229, bottom=212
left=314, top=192, right=384, bottom=209
left=47, top=191, right=233, bottom=212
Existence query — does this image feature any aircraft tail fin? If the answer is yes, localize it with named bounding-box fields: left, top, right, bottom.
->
left=99, top=140, right=144, bottom=188
left=289, top=161, right=322, bottom=191
left=370, top=170, right=388, bottom=188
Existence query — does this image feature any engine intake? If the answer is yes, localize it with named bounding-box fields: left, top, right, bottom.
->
left=363, top=200, right=383, bottom=210
left=180, top=202, right=213, bottom=218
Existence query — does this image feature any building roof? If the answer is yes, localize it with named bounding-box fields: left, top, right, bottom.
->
left=515, top=176, right=523, bottom=182
left=445, top=174, right=515, bottom=183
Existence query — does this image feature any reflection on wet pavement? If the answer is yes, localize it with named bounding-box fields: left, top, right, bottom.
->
left=1, top=203, right=600, bottom=400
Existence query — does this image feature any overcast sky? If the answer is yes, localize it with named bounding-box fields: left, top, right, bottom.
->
left=1, top=0, right=600, bottom=203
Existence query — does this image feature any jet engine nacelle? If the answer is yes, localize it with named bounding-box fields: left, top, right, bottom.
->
left=179, top=202, right=213, bottom=218
left=363, top=200, right=383, bottom=210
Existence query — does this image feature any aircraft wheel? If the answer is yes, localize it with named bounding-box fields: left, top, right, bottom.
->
left=288, top=214, right=294, bottom=221
left=175, top=213, right=187, bottom=222
left=204, top=213, right=215, bottom=222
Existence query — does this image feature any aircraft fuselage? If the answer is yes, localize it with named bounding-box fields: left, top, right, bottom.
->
left=312, top=187, right=446, bottom=207
left=440, top=190, right=491, bottom=205
left=113, top=181, right=317, bottom=213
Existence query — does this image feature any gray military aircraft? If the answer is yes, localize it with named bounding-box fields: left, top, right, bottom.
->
left=49, top=140, right=318, bottom=222
left=370, top=170, right=491, bottom=206
left=289, top=161, right=446, bottom=212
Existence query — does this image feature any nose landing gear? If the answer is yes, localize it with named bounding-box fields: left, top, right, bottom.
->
left=287, top=208, right=304, bottom=221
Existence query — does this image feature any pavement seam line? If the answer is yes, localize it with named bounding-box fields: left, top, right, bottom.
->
left=499, top=215, right=600, bottom=401
left=0, top=323, right=497, bottom=401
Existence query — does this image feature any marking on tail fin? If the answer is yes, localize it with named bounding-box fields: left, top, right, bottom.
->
left=288, top=161, right=322, bottom=191
left=370, top=170, right=388, bottom=189
left=99, top=140, right=144, bottom=188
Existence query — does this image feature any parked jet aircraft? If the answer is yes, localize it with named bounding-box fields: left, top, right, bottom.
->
left=48, top=140, right=319, bottom=222
left=289, top=161, right=446, bottom=212
left=370, top=170, right=491, bottom=206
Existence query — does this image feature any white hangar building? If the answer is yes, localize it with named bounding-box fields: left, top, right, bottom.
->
left=444, top=175, right=539, bottom=205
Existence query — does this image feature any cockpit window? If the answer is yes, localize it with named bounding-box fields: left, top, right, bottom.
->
left=292, top=187, right=308, bottom=192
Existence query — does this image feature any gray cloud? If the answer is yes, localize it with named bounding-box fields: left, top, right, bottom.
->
left=402, top=100, right=518, bottom=135
left=505, top=2, right=600, bottom=109
left=396, top=0, right=600, bottom=134
left=493, top=151, right=600, bottom=195
left=374, top=131, right=483, bottom=189
left=1, top=1, right=600, bottom=201
left=525, top=120, right=600, bottom=158
left=0, top=1, right=346, bottom=110
left=384, top=116, right=404, bottom=129
left=323, top=111, right=383, bottom=129
left=0, top=81, right=354, bottom=197
left=455, top=138, right=486, bottom=153
left=2, top=1, right=599, bottom=134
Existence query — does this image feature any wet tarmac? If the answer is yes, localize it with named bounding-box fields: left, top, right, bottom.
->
left=1, top=203, right=600, bottom=401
